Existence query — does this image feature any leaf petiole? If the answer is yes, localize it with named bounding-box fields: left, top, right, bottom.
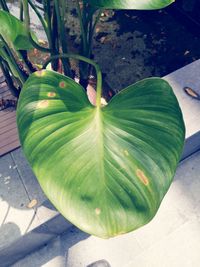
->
left=42, top=53, right=102, bottom=107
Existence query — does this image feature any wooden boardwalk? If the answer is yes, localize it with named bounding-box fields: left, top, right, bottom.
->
left=0, top=72, right=20, bottom=156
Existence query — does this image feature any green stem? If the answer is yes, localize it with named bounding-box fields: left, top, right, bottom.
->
left=35, top=4, right=44, bottom=11
left=0, top=0, right=9, bottom=12
left=76, top=0, right=88, bottom=55
left=17, top=50, right=35, bottom=73
left=2, top=58, right=23, bottom=88
left=51, top=7, right=60, bottom=70
left=20, top=0, right=24, bottom=21
left=43, top=53, right=102, bottom=107
left=43, top=1, right=53, bottom=47
left=42, top=1, right=58, bottom=70
left=0, top=36, right=26, bottom=83
left=60, top=0, right=66, bottom=19
left=54, top=0, right=72, bottom=77
left=78, top=6, right=101, bottom=82
left=28, top=0, right=49, bottom=39
left=0, top=59, right=20, bottom=97
left=23, top=0, right=51, bottom=53
left=88, top=9, right=102, bottom=56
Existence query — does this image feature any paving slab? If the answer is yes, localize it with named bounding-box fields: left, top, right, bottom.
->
left=164, top=59, right=200, bottom=159
left=1, top=59, right=200, bottom=266
left=0, top=149, right=72, bottom=267
left=12, top=150, right=200, bottom=267
left=0, top=153, right=35, bottom=244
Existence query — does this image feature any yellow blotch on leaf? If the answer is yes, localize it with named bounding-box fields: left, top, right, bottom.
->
left=35, top=70, right=46, bottom=77
left=95, top=208, right=101, bottom=215
left=37, top=100, right=49, bottom=109
left=136, top=169, right=149, bottom=186
left=124, top=150, right=129, bottom=156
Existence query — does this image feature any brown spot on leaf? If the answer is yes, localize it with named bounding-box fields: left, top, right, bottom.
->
left=47, top=92, right=56, bottom=97
left=136, top=169, right=149, bottom=186
left=59, top=81, right=67, bottom=88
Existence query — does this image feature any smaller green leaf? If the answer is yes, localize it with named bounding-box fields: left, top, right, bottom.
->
left=85, top=0, right=175, bottom=10
left=0, top=10, right=37, bottom=50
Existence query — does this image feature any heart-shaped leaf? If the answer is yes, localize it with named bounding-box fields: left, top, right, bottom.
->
left=0, top=10, right=37, bottom=50
left=17, top=70, right=185, bottom=238
left=85, top=0, right=175, bottom=10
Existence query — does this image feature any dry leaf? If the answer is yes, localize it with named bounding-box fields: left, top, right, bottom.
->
left=184, top=87, right=200, bottom=100
left=27, top=199, right=38, bottom=208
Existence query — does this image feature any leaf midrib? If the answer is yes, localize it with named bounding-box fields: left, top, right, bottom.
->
left=95, top=108, right=106, bottom=185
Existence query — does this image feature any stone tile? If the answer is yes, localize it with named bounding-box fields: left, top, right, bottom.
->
left=35, top=202, right=71, bottom=237
left=132, top=150, right=200, bottom=250
left=66, top=229, right=142, bottom=267
left=0, top=153, right=35, bottom=248
left=0, top=151, right=72, bottom=266
left=128, top=219, right=200, bottom=267
left=10, top=149, right=69, bottom=233
left=11, top=148, right=46, bottom=206
left=35, top=200, right=58, bottom=224
left=12, top=235, right=65, bottom=267
left=164, top=60, right=200, bottom=159
left=164, top=59, right=200, bottom=139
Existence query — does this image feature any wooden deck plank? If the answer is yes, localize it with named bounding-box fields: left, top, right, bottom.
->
left=0, top=128, right=19, bottom=145
left=0, top=114, right=17, bottom=128
left=0, top=71, right=20, bottom=156
left=0, top=110, right=16, bottom=122
left=0, top=84, right=9, bottom=92
left=0, top=109, right=14, bottom=118
left=0, top=140, right=20, bottom=156
left=1, top=90, right=13, bottom=98
left=0, top=123, right=17, bottom=135
left=0, top=135, right=19, bottom=150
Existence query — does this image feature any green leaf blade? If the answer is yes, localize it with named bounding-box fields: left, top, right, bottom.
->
left=85, top=0, right=175, bottom=10
left=17, top=70, right=185, bottom=238
left=0, top=10, right=37, bottom=50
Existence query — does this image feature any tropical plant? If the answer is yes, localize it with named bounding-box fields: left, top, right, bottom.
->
left=0, top=0, right=185, bottom=238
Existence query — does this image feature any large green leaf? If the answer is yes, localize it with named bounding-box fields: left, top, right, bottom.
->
left=85, top=0, right=174, bottom=9
left=17, top=70, right=185, bottom=238
left=0, top=10, right=36, bottom=50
